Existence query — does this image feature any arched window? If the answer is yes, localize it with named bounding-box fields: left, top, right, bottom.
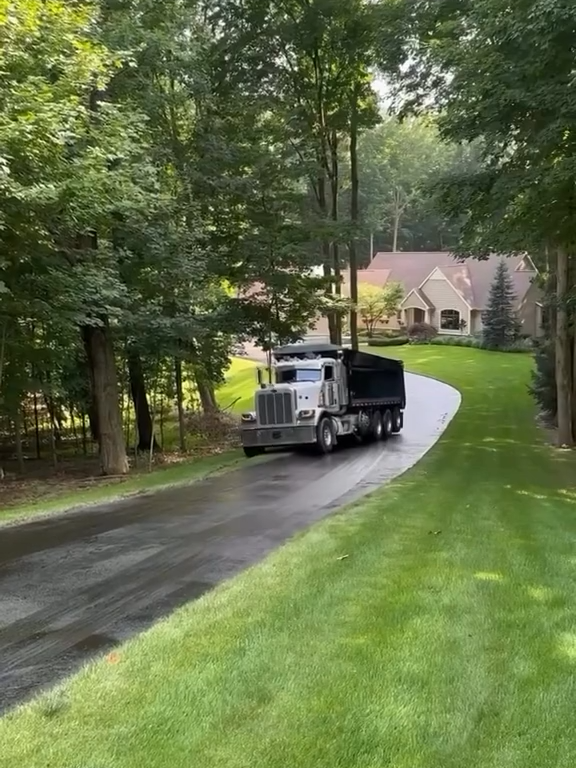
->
left=440, top=309, right=461, bottom=331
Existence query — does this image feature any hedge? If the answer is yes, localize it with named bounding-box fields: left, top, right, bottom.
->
left=366, top=337, right=409, bottom=347
left=425, top=336, right=533, bottom=353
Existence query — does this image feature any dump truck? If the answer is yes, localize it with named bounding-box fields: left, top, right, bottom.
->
left=239, top=342, right=406, bottom=457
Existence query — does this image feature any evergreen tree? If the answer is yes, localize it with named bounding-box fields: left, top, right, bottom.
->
left=482, top=260, right=522, bottom=349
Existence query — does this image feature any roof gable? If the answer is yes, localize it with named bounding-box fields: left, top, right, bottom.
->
left=400, top=287, right=432, bottom=309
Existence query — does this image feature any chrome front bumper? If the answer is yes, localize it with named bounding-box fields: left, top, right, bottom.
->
left=240, top=425, right=317, bottom=447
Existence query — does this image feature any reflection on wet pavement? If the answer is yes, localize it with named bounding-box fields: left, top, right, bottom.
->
left=0, top=372, right=460, bottom=712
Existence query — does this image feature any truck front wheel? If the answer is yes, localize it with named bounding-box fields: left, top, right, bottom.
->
left=316, top=417, right=335, bottom=454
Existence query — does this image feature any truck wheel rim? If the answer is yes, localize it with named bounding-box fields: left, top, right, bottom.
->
left=323, top=424, right=332, bottom=446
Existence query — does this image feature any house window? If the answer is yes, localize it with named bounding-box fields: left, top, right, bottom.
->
left=440, top=309, right=461, bottom=331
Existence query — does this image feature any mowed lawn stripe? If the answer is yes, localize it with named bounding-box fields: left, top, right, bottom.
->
left=2, top=348, right=576, bottom=768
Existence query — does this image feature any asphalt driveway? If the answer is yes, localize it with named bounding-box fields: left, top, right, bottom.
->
left=0, top=372, right=460, bottom=712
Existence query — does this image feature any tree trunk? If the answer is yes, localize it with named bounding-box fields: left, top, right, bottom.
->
left=44, top=390, right=62, bottom=445
left=194, top=367, right=217, bottom=414
left=392, top=192, right=402, bottom=253
left=392, top=213, right=400, bottom=253
left=348, top=85, right=360, bottom=351
left=33, top=390, right=41, bottom=459
left=14, top=407, right=24, bottom=474
left=81, top=412, right=88, bottom=456
left=570, top=255, right=576, bottom=440
left=87, top=402, right=99, bottom=443
left=82, top=324, right=129, bottom=475
left=127, top=349, right=160, bottom=452
left=329, top=129, right=342, bottom=345
left=47, top=403, right=58, bottom=469
left=83, top=343, right=100, bottom=443
left=318, top=172, right=338, bottom=344
left=555, top=246, right=573, bottom=446
left=175, top=357, right=186, bottom=452
left=572, top=328, right=576, bottom=440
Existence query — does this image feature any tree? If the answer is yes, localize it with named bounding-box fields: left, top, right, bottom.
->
left=399, top=0, right=576, bottom=445
left=347, top=118, right=480, bottom=254
left=357, top=282, right=403, bottom=337
left=481, top=260, right=521, bottom=349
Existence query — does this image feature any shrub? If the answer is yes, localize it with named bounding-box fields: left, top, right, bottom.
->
left=186, top=410, right=240, bottom=446
left=529, top=336, right=556, bottom=424
left=359, top=328, right=404, bottom=340
left=367, top=337, right=409, bottom=347
left=431, top=336, right=481, bottom=348
left=407, top=322, right=438, bottom=342
left=429, top=335, right=533, bottom=352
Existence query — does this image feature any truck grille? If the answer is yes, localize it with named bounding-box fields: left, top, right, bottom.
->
left=256, top=391, right=294, bottom=426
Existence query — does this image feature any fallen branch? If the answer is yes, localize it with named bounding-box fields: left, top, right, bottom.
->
left=221, top=396, right=241, bottom=412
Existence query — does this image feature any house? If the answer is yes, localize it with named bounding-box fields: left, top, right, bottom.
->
left=313, top=251, right=543, bottom=339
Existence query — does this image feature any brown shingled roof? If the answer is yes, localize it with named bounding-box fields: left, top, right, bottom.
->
left=364, top=251, right=536, bottom=309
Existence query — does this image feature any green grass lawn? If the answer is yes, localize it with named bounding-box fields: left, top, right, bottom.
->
left=3, top=347, right=576, bottom=767
left=0, top=359, right=259, bottom=525
left=218, top=356, right=259, bottom=413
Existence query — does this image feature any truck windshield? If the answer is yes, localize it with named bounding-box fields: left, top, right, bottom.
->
left=277, top=368, right=322, bottom=383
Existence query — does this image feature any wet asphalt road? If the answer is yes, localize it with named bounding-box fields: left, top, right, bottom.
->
left=0, top=373, right=460, bottom=712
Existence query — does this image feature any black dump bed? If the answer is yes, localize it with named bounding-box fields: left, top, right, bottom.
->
left=272, top=343, right=406, bottom=409
left=343, top=348, right=406, bottom=409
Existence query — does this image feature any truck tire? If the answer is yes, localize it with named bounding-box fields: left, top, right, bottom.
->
left=383, top=409, right=394, bottom=439
left=316, top=417, right=335, bottom=454
left=357, top=409, right=372, bottom=444
left=371, top=411, right=384, bottom=441
left=392, top=407, right=403, bottom=434
left=243, top=446, right=263, bottom=458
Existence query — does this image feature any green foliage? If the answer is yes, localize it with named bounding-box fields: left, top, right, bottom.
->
left=0, top=0, right=486, bottom=476
left=530, top=336, right=557, bottom=423
left=351, top=117, right=476, bottom=252
left=357, top=282, right=403, bottom=336
left=481, top=260, right=522, bottom=350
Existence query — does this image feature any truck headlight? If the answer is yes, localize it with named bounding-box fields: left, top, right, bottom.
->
left=298, top=409, right=314, bottom=419
left=241, top=412, right=256, bottom=422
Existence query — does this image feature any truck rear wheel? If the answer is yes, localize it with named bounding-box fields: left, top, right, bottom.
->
left=392, top=408, right=403, bottom=434
left=316, top=417, right=335, bottom=454
left=383, top=409, right=393, bottom=439
left=243, top=446, right=263, bottom=458
left=357, top=410, right=372, bottom=444
left=371, top=411, right=384, bottom=441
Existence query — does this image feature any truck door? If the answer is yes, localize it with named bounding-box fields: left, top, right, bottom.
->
left=324, top=365, right=339, bottom=407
